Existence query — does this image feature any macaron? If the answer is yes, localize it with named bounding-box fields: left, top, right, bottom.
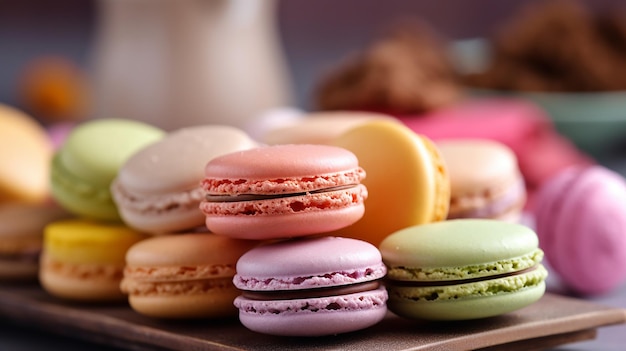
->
left=50, top=118, right=164, bottom=221
left=534, top=165, right=626, bottom=296
left=379, top=219, right=548, bottom=321
left=436, top=139, right=526, bottom=222
left=200, top=144, right=368, bottom=240
left=233, top=236, right=388, bottom=336
left=330, top=119, right=449, bottom=245
left=121, top=233, right=257, bottom=319
left=0, top=103, right=52, bottom=203
left=39, top=219, right=148, bottom=302
left=0, top=203, right=71, bottom=281
left=261, top=111, right=397, bottom=145
left=112, top=125, right=257, bottom=234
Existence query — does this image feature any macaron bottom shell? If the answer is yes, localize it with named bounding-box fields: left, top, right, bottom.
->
left=205, top=204, right=365, bottom=240
left=39, top=256, right=126, bottom=302
left=117, top=202, right=205, bottom=234
left=387, top=280, right=546, bottom=321
left=127, top=286, right=241, bottom=319
left=234, top=287, right=388, bottom=336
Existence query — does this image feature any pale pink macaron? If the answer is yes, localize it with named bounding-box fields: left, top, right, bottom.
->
left=534, top=165, right=626, bottom=295
left=199, top=144, right=368, bottom=240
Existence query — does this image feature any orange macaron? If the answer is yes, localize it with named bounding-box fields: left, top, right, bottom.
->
left=121, top=233, right=257, bottom=319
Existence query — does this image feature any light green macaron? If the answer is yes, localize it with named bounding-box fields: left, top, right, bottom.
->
left=379, top=219, right=548, bottom=321
left=51, top=119, right=164, bottom=221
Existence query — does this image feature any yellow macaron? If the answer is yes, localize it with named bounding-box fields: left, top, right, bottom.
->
left=330, top=119, right=450, bottom=245
left=39, top=219, right=148, bottom=302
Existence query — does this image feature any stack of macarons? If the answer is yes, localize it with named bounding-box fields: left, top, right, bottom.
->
left=260, top=113, right=452, bottom=246
left=0, top=104, right=71, bottom=281
left=200, top=144, right=389, bottom=335
left=41, top=118, right=164, bottom=301
left=248, top=112, right=552, bottom=323
left=112, top=125, right=261, bottom=318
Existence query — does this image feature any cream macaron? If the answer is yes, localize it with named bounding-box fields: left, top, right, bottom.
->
left=437, top=139, right=526, bottom=222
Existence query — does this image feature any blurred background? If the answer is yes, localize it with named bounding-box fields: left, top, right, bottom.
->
left=1, top=0, right=625, bottom=162
left=1, top=0, right=621, bottom=107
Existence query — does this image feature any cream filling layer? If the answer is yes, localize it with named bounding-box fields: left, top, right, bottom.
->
left=111, top=180, right=205, bottom=215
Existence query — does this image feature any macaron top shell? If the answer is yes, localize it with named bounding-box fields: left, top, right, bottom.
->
left=234, top=236, right=387, bottom=291
left=436, top=139, right=521, bottom=195
left=204, top=144, right=361, bottom=181
left=44, top=219, right=148, bottom=264
left=125, top=233, right=257, bottom=268
left=118, top=125, right=257, bottom=195
left=59, top=118, right=164, bottom=187
left=380, top=219, right=540, bottom=273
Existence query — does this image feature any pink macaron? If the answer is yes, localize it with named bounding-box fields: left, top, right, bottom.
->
left=233, top=236, right=388, bottom=336
left=199, top=144, right=368, bottom=240
left=534, top=165, right=626, bottom=295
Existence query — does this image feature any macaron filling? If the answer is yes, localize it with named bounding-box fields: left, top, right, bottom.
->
left=202, top=168, right=366, bottom=195
left=201, top=184, right=367, bottom=216
left=111, top=181, right=206, bottom=215
left=241, top=281, right=382, bottom=300
left=387, top=264, right=547, bottom=302
left=387, top=249, right=544, bottom=282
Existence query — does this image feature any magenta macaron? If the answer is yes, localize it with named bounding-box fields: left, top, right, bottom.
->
left=232, top=236, right=388, bottom=336
left=199, top=144, right=368, bottom=239
left=534, top=165, right=626, bottom=295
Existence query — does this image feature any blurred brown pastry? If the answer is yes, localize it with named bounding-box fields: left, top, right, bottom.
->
left=466, top=0, right=626, bottom=92
left=315, top=20, right=462, bottom=115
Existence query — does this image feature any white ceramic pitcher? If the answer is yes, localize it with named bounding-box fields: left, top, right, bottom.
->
left=91, top=0, right=292, bottom=131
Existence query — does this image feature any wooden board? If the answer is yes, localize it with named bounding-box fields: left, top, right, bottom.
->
left=0, top=283, right=624, bottom=351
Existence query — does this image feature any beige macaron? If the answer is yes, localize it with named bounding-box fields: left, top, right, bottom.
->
left=121, top=233, right=257, bottom=319
left=437, top=139, right=526, bottom=222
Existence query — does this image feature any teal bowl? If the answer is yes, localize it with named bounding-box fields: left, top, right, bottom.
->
left=450, top=38, right=626, bottom=160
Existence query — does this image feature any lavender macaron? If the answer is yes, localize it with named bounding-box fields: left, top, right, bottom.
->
left=233, top=236, right=388, bottom=336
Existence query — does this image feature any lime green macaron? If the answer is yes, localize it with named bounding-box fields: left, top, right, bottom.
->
left=51, top=119, right=164, bottom=221
left=379, top=219, right=548, bottom=321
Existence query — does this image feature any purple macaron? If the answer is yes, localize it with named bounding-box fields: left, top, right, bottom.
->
left=534, top=165, right=626, bottom=296
left=233, top=236, right=388, bottom=336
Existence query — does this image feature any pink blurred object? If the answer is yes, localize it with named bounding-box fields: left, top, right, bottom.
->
left=534, top=165, right=626, bottom=296
left=46, top=122, right=75, bottom=150
left=395, top=98, right=594, bottom=208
